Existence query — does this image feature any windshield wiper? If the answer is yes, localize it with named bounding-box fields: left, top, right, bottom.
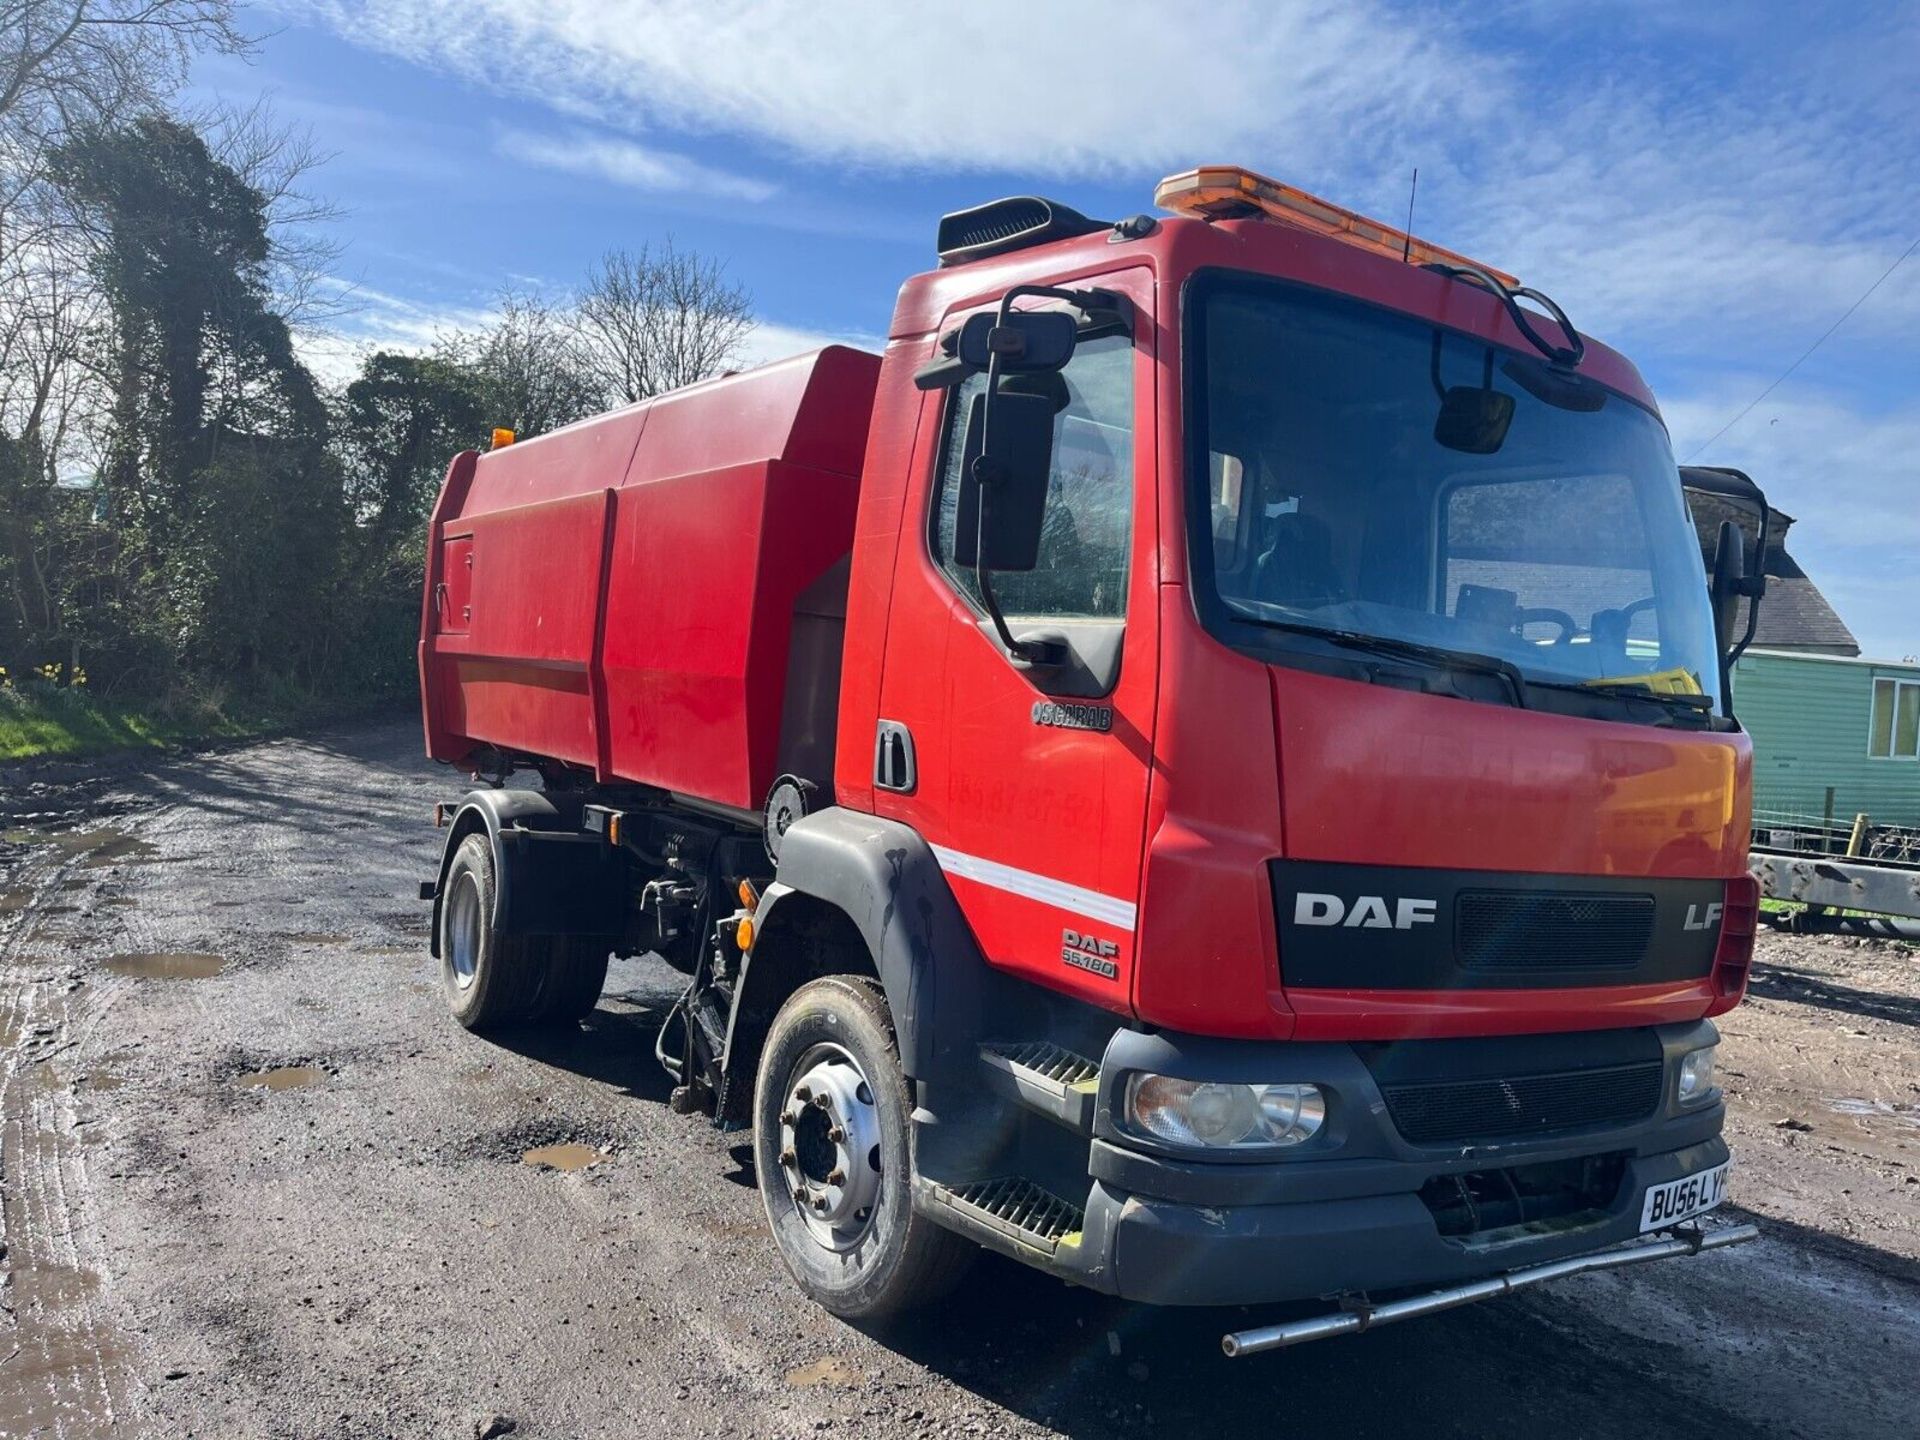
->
left=1529, top=678, right=1715, bottom=718
left=1245, top=618, right=1529, bottom=709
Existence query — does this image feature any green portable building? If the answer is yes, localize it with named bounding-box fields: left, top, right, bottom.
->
left=1734, top=649, right=1920, bottom=831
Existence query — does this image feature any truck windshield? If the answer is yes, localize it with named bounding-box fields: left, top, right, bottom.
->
left=1190, top=275, right=1723, bottom=716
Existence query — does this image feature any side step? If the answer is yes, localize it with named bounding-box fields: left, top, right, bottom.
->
left=977, top=1041, right=1100, bottom=1133
left=924, top=1177, right=1085, bottom=1256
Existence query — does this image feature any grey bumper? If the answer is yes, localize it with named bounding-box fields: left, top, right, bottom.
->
left=1072, top=1020, right=1728, bottom=1307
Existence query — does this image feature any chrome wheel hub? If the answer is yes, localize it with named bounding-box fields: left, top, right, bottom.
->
left=777, top=1043, right=883, bottom=1251
left=446, top=871, right=481, bottom=989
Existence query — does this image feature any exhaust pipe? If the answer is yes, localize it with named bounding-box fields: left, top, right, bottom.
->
left=1222, top=1222, right=1759, bottom=1357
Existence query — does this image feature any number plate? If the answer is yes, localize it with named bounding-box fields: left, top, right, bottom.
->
left=1639, top=1160, right=1730, bottom=1232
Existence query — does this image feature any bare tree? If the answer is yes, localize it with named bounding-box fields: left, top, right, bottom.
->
left=197, top=95, right=347, bottom=326
left=439, top=288, right=603, bottom=440
left=0, top=1, right=246, bottom=148
left=0, top=0, right=254, bottom=448
left=569, top=240, right=753, bottom=405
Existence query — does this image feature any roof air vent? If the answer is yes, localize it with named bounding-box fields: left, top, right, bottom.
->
left=936, top=196, right=1108, bottom=266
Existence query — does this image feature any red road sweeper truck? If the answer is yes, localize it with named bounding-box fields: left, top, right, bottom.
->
left=417, top=166, right=1767, bottom=1352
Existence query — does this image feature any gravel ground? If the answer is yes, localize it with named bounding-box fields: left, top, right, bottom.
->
left=1, top=718, right=1915, bottom=1439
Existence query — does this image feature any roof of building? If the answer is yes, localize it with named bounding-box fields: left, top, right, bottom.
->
left=1680, top=469, right=1859, bottom=657
left=1741, top=543, right=1860, bottom=655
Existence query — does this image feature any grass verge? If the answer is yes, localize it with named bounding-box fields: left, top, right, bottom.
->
left=0, top=683, right=401, bottom=761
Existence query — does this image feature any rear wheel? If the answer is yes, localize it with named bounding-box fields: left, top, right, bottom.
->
left=439, top=833, right=601, bottom=1029
left=753, top=976, right=972, bottom=1318
left=531, top=937, right=610, bottom=1022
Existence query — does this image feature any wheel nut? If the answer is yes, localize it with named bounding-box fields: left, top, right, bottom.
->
left=812, top=1093, right=832, bottom=1110
left=826, top=1125, right=845, bottom=1144
left=826, top=1168, right=845, bottom=1185
left=778, top=1110, right=796, bottom=1126
left=778, top=1148, right=797, bottom=1166
left=794, top=1085, right=813, bottom=1103
left=791, top=1185, right=807, bottom=1203
left=811, top=1196, right=829, bottom=1212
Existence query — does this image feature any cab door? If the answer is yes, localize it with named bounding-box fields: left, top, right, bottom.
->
left=872, top=271, right=1158, bottom=1014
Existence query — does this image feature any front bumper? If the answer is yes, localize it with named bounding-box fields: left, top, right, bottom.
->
left=1061, top=1020, right=1728, bottom=1307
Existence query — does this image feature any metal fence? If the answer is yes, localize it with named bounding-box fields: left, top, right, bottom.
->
left=1751, top=806, right=1920, bottom=866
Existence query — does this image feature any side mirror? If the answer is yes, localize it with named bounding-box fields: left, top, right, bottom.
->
left=1710, top=518, right=1746, bottom=656
left=1434, top=386, right=1516, bottom=454
left=956, top=310, right=1077, bottom=373
left=953, top=388, right=1053, bottom=571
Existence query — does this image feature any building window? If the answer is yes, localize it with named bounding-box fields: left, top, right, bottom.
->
left=1869, top=677, right=1920, bottom=759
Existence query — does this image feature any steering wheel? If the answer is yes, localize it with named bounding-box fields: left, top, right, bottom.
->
left=1515, top=607, right=1579, bottom=644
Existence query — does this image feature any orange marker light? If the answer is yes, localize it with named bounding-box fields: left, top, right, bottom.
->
left=1154, top=166, right=1518, bottom=288
left=737, top=879, right=758, bottom=907
left=735, top=917, right=754, bottom=950
left=490, top=427, right=516, bottom=449
left=607, top=813, right=622, bottom=846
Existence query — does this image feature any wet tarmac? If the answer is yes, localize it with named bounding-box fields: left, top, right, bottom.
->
left=0, top=719, right=1915, bottom=1440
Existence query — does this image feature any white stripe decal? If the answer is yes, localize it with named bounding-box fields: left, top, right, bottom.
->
left=929, top=843, right=1137, bottom=931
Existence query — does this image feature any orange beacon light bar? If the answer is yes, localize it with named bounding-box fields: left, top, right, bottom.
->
left=1154, top=166, right=1519, bottom=289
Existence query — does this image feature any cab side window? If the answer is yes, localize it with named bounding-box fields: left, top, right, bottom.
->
left=931, top=333, right=1135, bottom=621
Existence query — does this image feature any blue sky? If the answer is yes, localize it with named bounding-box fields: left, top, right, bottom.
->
left=192, top=1, right=1918, bottom=658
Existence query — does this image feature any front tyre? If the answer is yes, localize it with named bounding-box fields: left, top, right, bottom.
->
left=753, top=976, right=972, bottom=1319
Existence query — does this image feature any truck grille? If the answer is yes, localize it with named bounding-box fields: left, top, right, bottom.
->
left=1455, top=890, right=1654, bottom=970
left=1382, top=1062, right=1664, bottom=1144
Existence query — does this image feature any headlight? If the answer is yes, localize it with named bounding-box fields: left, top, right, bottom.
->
left=1125, top=1075, right=1326, bottom=1149
left=1676, top=1045, right=1718, bottom=1104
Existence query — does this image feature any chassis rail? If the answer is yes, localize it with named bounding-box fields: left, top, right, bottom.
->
left=1221, top=1222, right=1759, bottom=1356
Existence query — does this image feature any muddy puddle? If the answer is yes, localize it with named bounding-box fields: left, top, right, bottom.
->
left=786, top=1356, right=861, bottom=1388
left=0, top=824, right=159, bottom=872
left=0, top=1260, right=129, bottom=1438
left=103, top=952, right=224, bottom=979
left=521, top=1142, right=602, bottom=1172
left=0, top=887, right=30, bottom=914
left=285, top=931, right=348, bottom=946
left=236, top=1065, right=325, bottom=1092
left=1829, top=1097, right=1920, bottom=1127
left=79, top=833, right=159, bottom=868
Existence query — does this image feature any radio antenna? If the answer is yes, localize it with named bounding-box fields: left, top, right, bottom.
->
left=1401, top=168, right=1419, bottom=263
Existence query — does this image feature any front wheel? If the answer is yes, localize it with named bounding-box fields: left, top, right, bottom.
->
left=752, top=976, right=972, bottom=1318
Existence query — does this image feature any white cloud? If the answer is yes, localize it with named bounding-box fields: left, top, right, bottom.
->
left=300, top=287, right=875, bottom=392
left=294, top=1, right=1502, bottom=178
left=495, top=128, right=776, bottom=203
left=1663, top=383, right=1920, bottom=659
left=732, top=319, right=881, bottom=371
left=293, top=1, right=1918, bottom=354
left=296, top=280, right=496, bottom=386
